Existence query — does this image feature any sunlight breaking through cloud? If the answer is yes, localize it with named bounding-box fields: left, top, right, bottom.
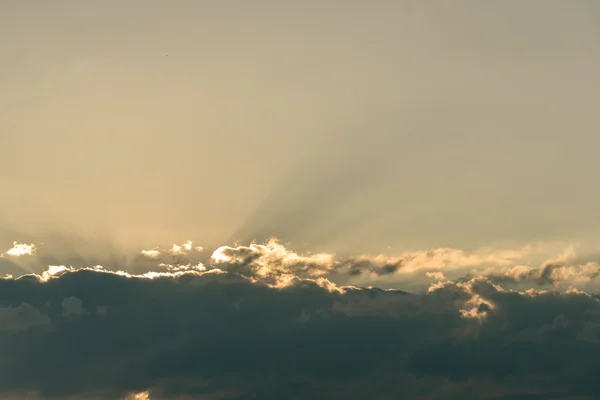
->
left=2, top=236, right=600, bottom=398
left=4, top=237, right=600, bottom=294
left=126, top=391, right=150, bottom=400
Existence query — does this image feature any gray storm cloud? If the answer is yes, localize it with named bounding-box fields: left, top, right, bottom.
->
left=1, top=237, right=600, bottom=398
left=2, top=256, right=600, bottom=399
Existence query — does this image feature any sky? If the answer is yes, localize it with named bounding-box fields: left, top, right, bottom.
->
left=2, top=1, right=600, bottom=399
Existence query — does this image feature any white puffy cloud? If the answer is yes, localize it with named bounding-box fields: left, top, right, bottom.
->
left=140, top=249, right=161, bottom=259
left=4, top=242, right=36, bottom=257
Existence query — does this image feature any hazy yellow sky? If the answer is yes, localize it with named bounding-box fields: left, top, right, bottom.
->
left=4, top=5, right=600, bottom=398
left=2, top=1, right=600, bottom=256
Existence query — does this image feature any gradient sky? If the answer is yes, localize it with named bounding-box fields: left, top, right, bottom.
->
left=2, top=1, right=600, bottom=255
left=5, top=2, right=600, bottom=399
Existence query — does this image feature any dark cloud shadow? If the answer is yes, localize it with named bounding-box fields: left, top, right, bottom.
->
left=1, top=270, right=600, bottom=399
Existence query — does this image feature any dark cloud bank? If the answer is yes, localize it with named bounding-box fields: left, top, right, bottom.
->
left=2, top=257, right=600, bottom=400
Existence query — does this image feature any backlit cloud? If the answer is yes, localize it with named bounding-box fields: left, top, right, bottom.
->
left=1, top=260, right=600, bottom=399
left=140, top=249, right=160, bottom=259
left=126, top=392, right=151, bottom=400
left=1, top=237, right=600, bottom=398
left=4, top=242, right=36, bottom=257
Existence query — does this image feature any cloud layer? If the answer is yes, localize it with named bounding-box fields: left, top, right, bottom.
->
left=2, top=238, right=600, bottom=399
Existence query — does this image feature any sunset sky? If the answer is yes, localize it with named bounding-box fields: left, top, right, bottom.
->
left=2, top=1, right=600, bottom=399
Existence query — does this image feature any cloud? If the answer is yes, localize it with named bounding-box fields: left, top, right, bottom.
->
left=0, top=237, right=208, bottom=277
left=126, top=392, right=150, bottom=400
left=61, top=296, right=85, bottom=316
left=137, top=241, right=205, bottom=272
left=4, top=238, right=600, bottom=398
left=471, top=245, right=600, bottom=291
left=426, top=271, right=446, bottom=280
left=211, top=238, right=338, bottom=287
left=210, top=239, right=595, bottom=292
left=4, top=241, right=36, bottom=257
left=0, top=255, right=600, bottom=399
left=0, top=303, right=51, bottom=333
left=4, top=235, right=588, bottom=292
left=212, top=238, right=530, bottom=280
left=140, top=250, right=161, bottom=259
